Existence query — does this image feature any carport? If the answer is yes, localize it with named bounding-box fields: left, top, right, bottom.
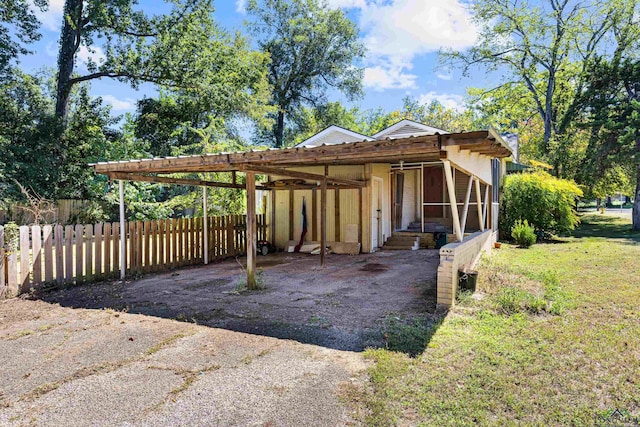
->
left=91, top=129, right=511, bottom=303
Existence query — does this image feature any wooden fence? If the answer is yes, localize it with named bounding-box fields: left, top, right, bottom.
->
left=0, top=214, right=267, bottom=299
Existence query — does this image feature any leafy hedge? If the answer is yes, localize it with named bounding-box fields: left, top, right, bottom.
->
left=501, top=172, right=582, bottom=236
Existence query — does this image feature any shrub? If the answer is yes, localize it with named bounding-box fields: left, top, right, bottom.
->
left=2, top=222, right=19, bottom=253
left=511, top=220, right=537, bottom=247
left=501, top=171, right=583, bottom=237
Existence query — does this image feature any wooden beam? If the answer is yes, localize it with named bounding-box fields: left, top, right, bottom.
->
left=270, top=189, right=276, bottom=246
left=312, top=187, right=318, bottom=241
left=239, top=164, right=365, bottom=188
left=92, top=134, right=443, bottom=174
left=246, top=172, right=257, bottom=289
left=443, top=160, right=463, bottom=242
left=460, top=174, right=474, bottom=235
left=475, top=178, right=484, bottom=232
left=358, top=187, right=363, bottom=249
left=108, top=172, right=269, bottom=190
left=482, top=184, right=490, bottom=231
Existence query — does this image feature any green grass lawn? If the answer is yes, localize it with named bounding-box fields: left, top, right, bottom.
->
left=358, top=215, right=640, bottom=426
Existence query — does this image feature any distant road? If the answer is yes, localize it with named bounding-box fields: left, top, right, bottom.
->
left=579, top=208, right=632, bottom=219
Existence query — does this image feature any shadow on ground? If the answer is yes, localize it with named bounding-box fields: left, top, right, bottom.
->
left=572, top=214, right=640, bottom=243
left=32, top=250, right=445, bottom=354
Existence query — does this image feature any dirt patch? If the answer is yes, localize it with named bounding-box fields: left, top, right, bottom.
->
left=33, top=250, right=440, bottom=351
left=359, top=263, right=389, bottom=273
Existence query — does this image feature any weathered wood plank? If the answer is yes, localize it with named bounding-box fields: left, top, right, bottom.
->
left=129, top=222, right=136, bottom=271
left=55, top=225, right=64, bottom=284
left=113, top=222, right=120, bottom=273
left=84, top=224, right=93, bottom=279
left=19, top=226, right=31, bottom=292
left=144, top=220, right=151, bottom=271
left=32, top=225, right=42, bottom=285
left=65, top=225, right=73, bottom=281
left=136, top=221, right=143, bottom=271
left=104, top=223, right=112, bottom=275
left=75, top=224, right=84, bottom=280
left=94, top=223, right=102, bottom=276
left=0, top=227, right=5, bottom=297
left=43, top=225, right=53, bottom=282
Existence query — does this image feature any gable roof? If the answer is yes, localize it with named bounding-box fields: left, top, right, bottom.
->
left=372, top=119, right=448, bottom=140
left=295, top=125, right=373, bottom=148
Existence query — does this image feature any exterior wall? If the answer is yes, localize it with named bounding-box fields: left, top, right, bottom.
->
left=436, top=229, right=497, bottom=307
left=271, top=165, right=365, bottom=251
left=370, top=163, right=391, bottom=249
left=445, top=146, right=492, bottom=184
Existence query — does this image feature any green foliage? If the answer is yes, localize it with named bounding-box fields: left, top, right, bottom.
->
left=501, top=172, right=583, bottom=236
left=511, top=219, right=536, bottom=247
left=0, top=0, right=47, bottom=77
left=494, top=286, right=546, bottom=315
left=2, top=221, right=19, bottom=252
left=247, top=0, right=365, bottom=147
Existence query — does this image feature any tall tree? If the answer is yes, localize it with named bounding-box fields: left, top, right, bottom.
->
left=54, top=0, right=247, bottom=124
left=246, top=0, right=365, bottom=147
left=443, top=0, right=639, bottom=174
left=0, top=0, right=47, bottom=78
left=573, top=57, right=640, bottom=229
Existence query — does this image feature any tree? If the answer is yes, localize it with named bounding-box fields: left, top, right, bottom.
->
left=54, top=0, right=256, bottom=124
left=572, top=57, right=640, bottom=229
left=246, top=0, right=365, bottom=147
left=444, top=0, right=640, bottom=174
left=0, top=0, right=47, bottom=78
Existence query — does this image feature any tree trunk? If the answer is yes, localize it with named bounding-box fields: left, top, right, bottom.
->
left=275, top=110, right=285, bottom=148
left=55, top=0, right=82, bottom=124
left=633, top=163, right=640, bottom=230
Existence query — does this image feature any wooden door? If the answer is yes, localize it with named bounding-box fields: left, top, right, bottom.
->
left=423, top=167, right=443, bottom=218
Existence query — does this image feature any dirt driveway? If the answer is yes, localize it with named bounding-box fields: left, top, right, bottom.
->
left=39, top=250, right=440, bottom=351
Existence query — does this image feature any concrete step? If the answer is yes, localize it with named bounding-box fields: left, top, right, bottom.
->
left=385, top=236, right=420, bottom=243
left=380, top=244, right=419, bottom=251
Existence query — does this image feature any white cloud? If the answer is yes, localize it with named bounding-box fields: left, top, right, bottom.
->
left=436, top=73, right=452, bottom=81
left=76, top=45, right=106, bottom=66
left=327, top=0, right=367, bottom=8
left=235, top=0, right=247, bottom=14
left=418, top=91, right=465, bottom=111
left=363, top=59, right=418, bottom=91
left=348, top=0, right=477, bottom=91
left=101, top=95, right=135, bottom=111
left=33, top=0, right=65, bottom=31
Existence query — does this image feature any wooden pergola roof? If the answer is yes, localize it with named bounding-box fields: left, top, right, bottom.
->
left=92, top=129, right=511, bottom=185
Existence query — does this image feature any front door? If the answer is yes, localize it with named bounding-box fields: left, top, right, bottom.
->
left=372, top=177, right=383, bottom=248
left=394, top=173, right=404, bottom=230
left=423, top=166, right=444, bottom=218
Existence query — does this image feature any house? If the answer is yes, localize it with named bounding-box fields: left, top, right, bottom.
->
left=92, top=119, right=512, bottom=307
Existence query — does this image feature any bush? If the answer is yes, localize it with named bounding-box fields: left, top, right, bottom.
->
left=501, top=171, right=583, bottom=237
left=511, top=220, right=537, bottom=247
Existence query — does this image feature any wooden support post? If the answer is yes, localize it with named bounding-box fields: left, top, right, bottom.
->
left=270, top=190, right=276, bottom=246
left=320, top=178, right=327, bottom=267
left=358, top=187, right=363, bottom=248
left=443, top=160, right=463, bottom=242
left=203, top=187, right=208, bottom=265
left=460, top=174, right=474, bottom=235
left=420, top=163, right=424, bottom=233
left=482, top=184, right=490, bottom=231
left=232, top=171, right=237, bottom=185
left=246, top=172, right=257, bottom=289
left=288, top=189, right=294, bottom=241
left=335, top=188, right=340, bottom=241
left=475, top=178, right=484, bottom=232
left=119, top=180, right=126, bottom=280
left=312, top=187, right=318, bottom=241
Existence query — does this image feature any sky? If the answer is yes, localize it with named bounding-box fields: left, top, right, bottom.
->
left=20, top=0, right=491, bottom=118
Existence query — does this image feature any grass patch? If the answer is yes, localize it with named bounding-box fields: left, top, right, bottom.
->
left=355, top=214, right=640, bottom=425
left=382, top=316, right=442, bottom=357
